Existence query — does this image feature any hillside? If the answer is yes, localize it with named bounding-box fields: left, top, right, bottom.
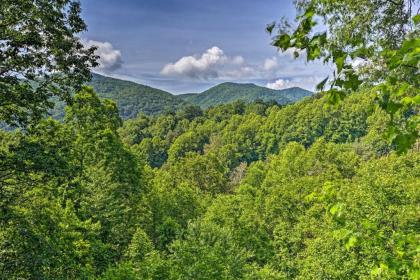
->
left=88, top=73, right=187, bottom=119
left=3, top=83, right=418, bottom=278
left=50, top=73, right=187, bottom=120
left=50, top=77, right=311, bottom=120
left=178, top=82, right=312, bottom=108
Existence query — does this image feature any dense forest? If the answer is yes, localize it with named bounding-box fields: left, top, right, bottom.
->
left=1, top=0, right=419, bottom=279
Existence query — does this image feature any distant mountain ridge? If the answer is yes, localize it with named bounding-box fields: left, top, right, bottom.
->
left=51, top=74, right=312, bottom=120
left=178, top=82, right=312, bottom=108
left=50, top=73, right=187, bottom=120
left=88, top=73, right=187, bottom=119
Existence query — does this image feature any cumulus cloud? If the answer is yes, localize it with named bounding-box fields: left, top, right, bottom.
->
left=266, top=76, right=322, bottom=91
left=224, top=66, right=257, bottom=79
left=266, top=79, right=296, bottom=90
left=161, top=46, right=247, bottom=79
left=160, top=46, right=330, bottom=91
left=83, top=39, right=123, bottom=72
left=160, top=46, right=295, bottom=80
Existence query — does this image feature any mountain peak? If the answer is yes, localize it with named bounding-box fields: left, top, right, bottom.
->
left=217, top=82, right=257, bottom=87
left=88, top=73, right=186, bottom=118
left=179, top=82, right=312, bottom=108
left=72, top=74, right=312, bottom=118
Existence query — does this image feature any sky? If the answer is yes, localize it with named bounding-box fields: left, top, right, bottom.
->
left=79, top=0, right=331, bottom=94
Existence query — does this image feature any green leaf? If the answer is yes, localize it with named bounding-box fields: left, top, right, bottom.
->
left=385, top=126, right=399, bottom=142
left=396, top=83, right=409, bottom=96
left=413, top=94, right=420, bottom=105
left=371, top=264, right=389, bottom=277
left=328, top=89, right=346, bottom=105
left=266, top=22, right=275, bottom=34
left=316, top=77, right=329, bottom=91
left=273, top=34, right=291, bottom=50
left=345, top=236, right=357, bottom=251
left=343, top=71, right=362, bottom=91
left=393, top=132, right=418, bottom=154
left=335, top=56, right=346, bottom=73
left=304, top=7, right=315, bottom=18
left=413, top=14, right=420, bottom=25
left=329, top=203, right=344, bottom=218
left=384, top=101, right=403, bottom=115
left=401, top=96, right=413, bottom=105
left=332, top=50, right=348, bottom=73
left=307, top=45, right=321, bottom=60
left=329, top=204, right=340, bottom=215
left=350, top=47, right=369, bottom=59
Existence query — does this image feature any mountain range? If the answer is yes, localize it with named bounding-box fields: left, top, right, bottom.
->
left=52, top=73, right=313, bottom=120
left=88, top=73, right=186, bottom=119
left=178, top=82, right=312, bottom=108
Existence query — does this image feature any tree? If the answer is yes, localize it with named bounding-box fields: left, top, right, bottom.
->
left=65, top=87, right=150, bottom=260
left=168, top=221, right=251, bottom=280
left=268, top=0, right=419, bottom=152
left=125, top=228, right=154, bottom=263
left=176, top=105, right=203, bottom=121
left=0, top=0, right=98, bottom=127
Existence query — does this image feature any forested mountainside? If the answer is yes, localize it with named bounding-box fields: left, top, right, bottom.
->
left=88, top=73, right=188, bottom=118
left=49, top=73, right=187, bottom=120
left=2, top=85, right=418, bottom=279
left=121, top=87, right=379, bottom=169
left=50, top=74, right=311, bottom=120
left=178, top=82, right=312, bottom=108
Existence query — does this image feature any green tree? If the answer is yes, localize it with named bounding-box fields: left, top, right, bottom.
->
left=168, top=221, right=251, bottom=280
left=0, top=0, right=98, bottom=127
left=268, top=0, right=419, bottom=151
left=65, top=87, right=150, bottom=260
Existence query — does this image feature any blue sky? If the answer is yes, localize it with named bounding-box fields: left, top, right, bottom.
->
left=80, top=0, right=331, bottom=93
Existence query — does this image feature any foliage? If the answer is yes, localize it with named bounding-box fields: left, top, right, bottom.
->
left=268, top=0, right=419, bottom=152
left=1, top=1, right=419, bottom=279
left=0, top=0, right=97, bottom=127
left=1, top=85, right=419, bottom=279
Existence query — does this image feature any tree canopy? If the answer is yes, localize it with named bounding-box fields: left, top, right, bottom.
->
left=0, top=0, right=97, bottom=127
left=268, top=0, right=419, bottom=152
left=0, top=0, right=419, bottom=279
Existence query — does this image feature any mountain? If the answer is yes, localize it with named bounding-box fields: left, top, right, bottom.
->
left=50, top=75, right=312, bottom=121
left=178, top=82, right=312, bottom=108
left=88, top=73, right=187, bottom=119
left=50, top=73, right=187, bottom=120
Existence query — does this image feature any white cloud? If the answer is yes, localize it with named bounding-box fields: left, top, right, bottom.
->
left=224, top=66, right=257, bottom=79
left=160, top=46, right=330, bottom=91
left=83, top=39, right=123, bottom=72
left=263, top=57, right=278, bottom=71
left=266, top=76, right=323, bottom=91
left=266, top=79, right=296, bottom=90
left=161, top=46, right=246, bottom=79
left=160, top=46, right=288, bottom=80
